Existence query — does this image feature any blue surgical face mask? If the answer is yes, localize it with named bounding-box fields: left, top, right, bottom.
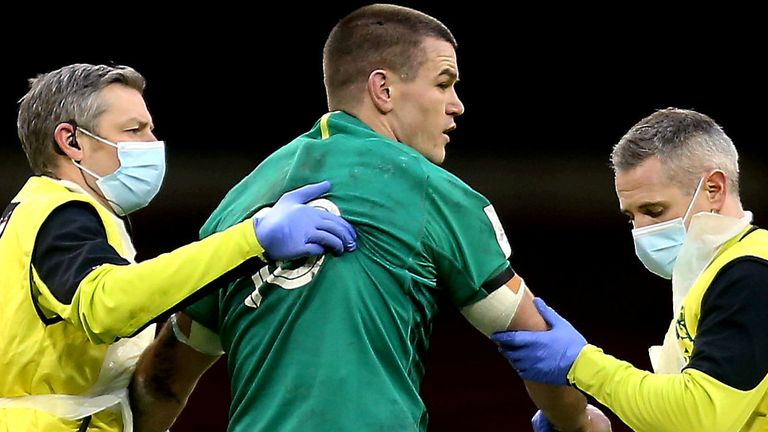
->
left=631, top=176, right=705, bottom=279
left=72, top=128, right=166, bottom=216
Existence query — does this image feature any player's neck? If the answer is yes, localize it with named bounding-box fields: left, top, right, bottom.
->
left=352, top=105, right=398, bottom=143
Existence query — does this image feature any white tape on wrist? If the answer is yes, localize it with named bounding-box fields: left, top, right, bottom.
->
left=170, top=314, right=225, bottom=357
left=461, top=278, right=527, bottom=337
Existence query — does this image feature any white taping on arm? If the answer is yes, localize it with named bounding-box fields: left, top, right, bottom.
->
left=460, top=278, right=527, bottom=337
left=170, top=314, right=225, bottom=357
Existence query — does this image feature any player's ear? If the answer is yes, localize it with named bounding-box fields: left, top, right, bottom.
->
left=367, top=69, right=393, bottom=114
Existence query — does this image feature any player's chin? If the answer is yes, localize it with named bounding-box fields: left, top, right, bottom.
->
left=427, top=146, right=447, bottom=165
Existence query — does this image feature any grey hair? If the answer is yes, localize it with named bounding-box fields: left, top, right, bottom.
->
left=611, top=107, right=740, bottom=196
left=17, top=63, right=145, bottom=175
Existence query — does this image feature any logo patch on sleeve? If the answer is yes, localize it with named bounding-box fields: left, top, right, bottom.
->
left=0, top=202, right=19, bottom=239
left=483, top=204, right=511, bottom=258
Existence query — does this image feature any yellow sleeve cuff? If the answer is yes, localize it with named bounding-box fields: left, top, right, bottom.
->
left=568, top=344, right=606, bottom=387
left=232, top=218, right=265, bottom=261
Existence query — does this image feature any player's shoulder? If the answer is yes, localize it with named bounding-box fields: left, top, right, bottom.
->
left=423, top=162, right=489, bottom=202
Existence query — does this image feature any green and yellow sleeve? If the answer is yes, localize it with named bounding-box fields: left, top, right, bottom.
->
left=35, top=219, right=263, bottom=344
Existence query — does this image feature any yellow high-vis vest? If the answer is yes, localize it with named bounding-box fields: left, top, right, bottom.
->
left=0, top=176, right=148, bottom=431
left=0, top=174, right=266, bottom=431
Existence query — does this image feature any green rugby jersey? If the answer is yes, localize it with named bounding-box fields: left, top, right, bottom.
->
left=186, top=111, right=514, bottom=431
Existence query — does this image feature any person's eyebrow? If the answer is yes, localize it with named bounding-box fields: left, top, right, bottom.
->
left=437, top=68, right=458, bottom=82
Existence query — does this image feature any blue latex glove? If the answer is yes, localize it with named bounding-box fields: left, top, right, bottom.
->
left=253, top=181, right=357, bottom=261
left=490, top=297, right=587, bottom=386
left=532, top=410, right=555, bottom=432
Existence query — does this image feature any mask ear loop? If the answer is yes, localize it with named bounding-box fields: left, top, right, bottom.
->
left=67, top=124, right=126, bottom=215
left=73, top=161, right=127, bottom=216
left=682, top=176, right=707, bottom=226
left=78, top=127, right=118, bottom=148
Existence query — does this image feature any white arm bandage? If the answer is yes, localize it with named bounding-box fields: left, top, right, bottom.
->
left=460, top=278, right=527, bottom=337
left=169, top=314, right=225, bottom=357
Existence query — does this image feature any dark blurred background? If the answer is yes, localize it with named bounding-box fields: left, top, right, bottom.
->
left=2, top=2, right=766, bottom=431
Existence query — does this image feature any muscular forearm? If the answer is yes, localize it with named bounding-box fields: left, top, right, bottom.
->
left=525, top=381, right=589, bottom=431
left=509, top=288, right=591, bottom=431
left=130, top=322, right=220, bottom=432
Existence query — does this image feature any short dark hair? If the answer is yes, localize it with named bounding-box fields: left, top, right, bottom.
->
left=323, top=4, right=456, bottom=110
